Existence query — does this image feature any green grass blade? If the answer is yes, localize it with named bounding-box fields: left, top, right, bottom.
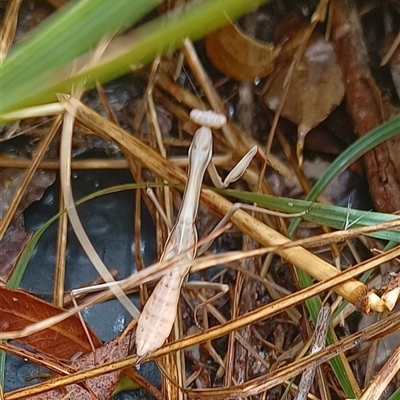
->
left=0, top=351, right=5, bottom=394
left=214, top=189, right=400, bottom=242
left=288, top=116, right=400, bottom=236
left=0, top=0, right=271, bottom=116
left=388, top=388, right=400, bottom=400
left=0, top=0, right=159, bottom=114
left=7, top=213, right=61, bottom=290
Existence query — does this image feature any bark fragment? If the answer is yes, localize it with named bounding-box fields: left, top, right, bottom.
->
left=332, top=0, right=400, bottom=212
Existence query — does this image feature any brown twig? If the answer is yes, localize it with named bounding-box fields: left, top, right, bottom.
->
left=332, top=0, right=400, bottom=212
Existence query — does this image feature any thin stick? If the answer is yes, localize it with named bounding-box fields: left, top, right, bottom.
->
left=359, top=342, right=400, bottom=400
left=294, top=306, right=330, bottom=400
left=54, top=190, right=68, bottom=307
left=381, top=31, right=400, bottom=66
left=0, top=154, right=232, bottom=169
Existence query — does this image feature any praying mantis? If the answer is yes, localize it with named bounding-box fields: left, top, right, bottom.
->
left=66, top=107, right=309, bottom=359
left=135, top=109, right=258, bottom=357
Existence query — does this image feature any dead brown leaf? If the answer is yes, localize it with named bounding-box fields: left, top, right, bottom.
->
left=264, top=34, right=344, bottom=165
left=26, top=325, right=133, bottom=400
left=0, top=216, right=31, bottom=284
left=0, top=287, right=101, bottom=360
left=205, top=22, right=274, bottom=82
left=0, top=168, right=56, bottom=219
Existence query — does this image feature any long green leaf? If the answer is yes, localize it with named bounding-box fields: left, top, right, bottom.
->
left=0, top=0, right=159, bottom=114
left=288, top=116, right=400, bottom=236
left=0, top=0, right=271, bottom=116
left=214, top=189, right=400, bottom=242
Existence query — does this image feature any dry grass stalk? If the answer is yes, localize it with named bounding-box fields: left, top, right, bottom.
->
left=54, top=193, right=67, bottom=307
left=0, top=154, right=233, bottom=170
left=359, top=343, right=400, bottom=400
left=0, top=341, right=74, bottom=376
left=0, top=0, right=23, bottom=62
left=294, top=306, right=330, bottom=400
left=59, top=95, right=139, bottom=318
